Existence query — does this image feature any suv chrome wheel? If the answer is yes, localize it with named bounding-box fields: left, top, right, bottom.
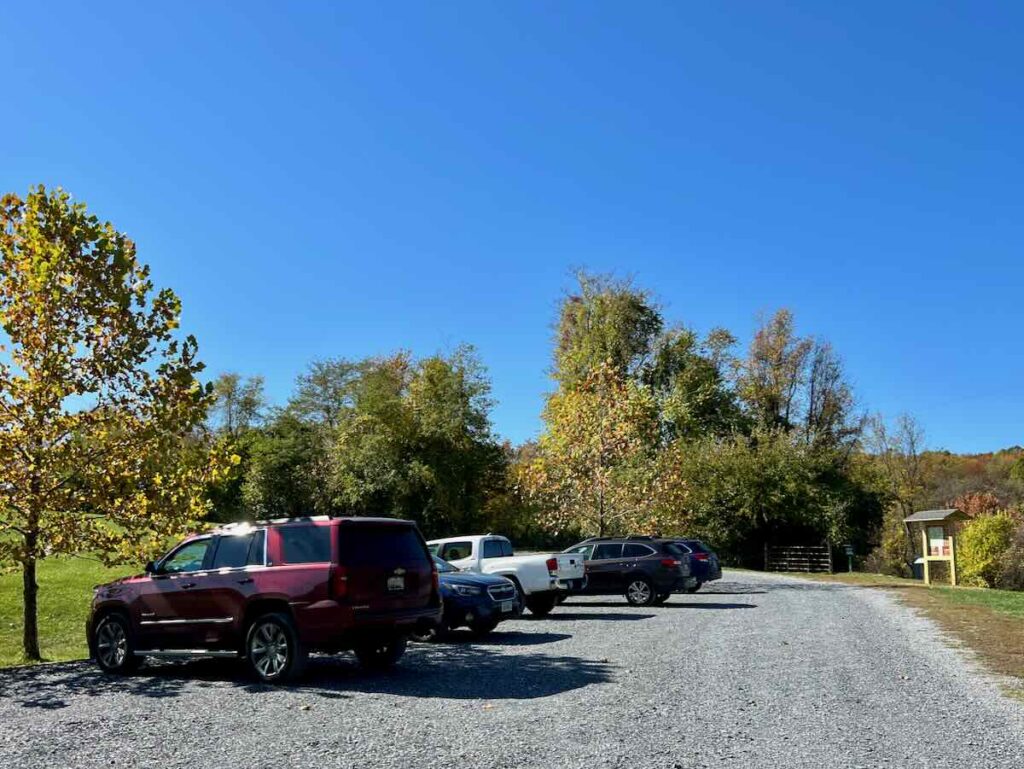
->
left=250, top=622, right=289, bottom=678
left=246, top=613, right=306, bottom=684
left=97, top=620, right=128, bottom=668
left=626, top=578, right=654, bottom=606
left=93, top=614, right=141, bottom=674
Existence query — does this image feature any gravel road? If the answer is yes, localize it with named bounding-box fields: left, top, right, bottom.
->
left=2, top=570, right=1022, bottom=768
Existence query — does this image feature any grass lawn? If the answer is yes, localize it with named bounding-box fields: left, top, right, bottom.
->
left=0, top=557, right=136, bottom=668
left=785, top=571, right=1024, bottom=684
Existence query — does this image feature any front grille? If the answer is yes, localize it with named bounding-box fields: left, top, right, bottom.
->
left=487, top=583, right=516, bottom=602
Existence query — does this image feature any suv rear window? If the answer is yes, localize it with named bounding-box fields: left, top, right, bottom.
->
left=278, top=525, right=332, bottom=564
left=341, top=524, right=429, bottom=567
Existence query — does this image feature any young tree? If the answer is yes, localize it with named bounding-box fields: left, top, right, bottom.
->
left=0, top=187, right=226, bottom=660
left=520, top=361, right=660, bottom=536
left=211, top=372, right=266, bottom=438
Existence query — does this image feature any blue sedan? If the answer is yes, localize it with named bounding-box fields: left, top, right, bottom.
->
left=413, top=556, right=521, bottom=641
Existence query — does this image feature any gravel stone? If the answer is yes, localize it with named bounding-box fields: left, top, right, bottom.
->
left=1, top=570, right=1022, bottom=768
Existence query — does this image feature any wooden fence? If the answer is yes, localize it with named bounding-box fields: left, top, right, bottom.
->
left=764, top=543, right=833, bottom=573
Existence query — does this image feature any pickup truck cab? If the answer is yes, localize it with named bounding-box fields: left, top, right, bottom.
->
left=426, top=534, right=584, bottom=616
left=87, top=516, right=441, bottom=683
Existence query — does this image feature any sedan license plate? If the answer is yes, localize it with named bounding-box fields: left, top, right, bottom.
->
left=386, top=575, right=405, bottom=592
left=500, top=600, right=515, bottom=613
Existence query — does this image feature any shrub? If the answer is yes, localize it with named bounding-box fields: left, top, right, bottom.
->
left=958, top=513, right=1016, bottom=588
left=997, top=521, right=1024, bottom=591
left=863, top=504, right=912, bottom=577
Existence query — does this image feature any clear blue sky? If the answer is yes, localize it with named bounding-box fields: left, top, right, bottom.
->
left=3, top=2, right=1022, bottom=452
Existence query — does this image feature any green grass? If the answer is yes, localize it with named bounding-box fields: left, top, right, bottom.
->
left=929, top=584, right=1024, bottom=618
left=0, top=557, right=136, bottom=667
left=785, top=570, right=1024, bottom=618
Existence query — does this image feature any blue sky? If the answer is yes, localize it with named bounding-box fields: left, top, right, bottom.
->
left=3, top=2, right=1022, bottom=452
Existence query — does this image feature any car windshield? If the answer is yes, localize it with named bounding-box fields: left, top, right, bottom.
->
left=433, top=555, right=458, bottom=573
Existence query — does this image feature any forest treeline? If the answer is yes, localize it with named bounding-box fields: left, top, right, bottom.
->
left=206, top=271, right=1024, bottom=570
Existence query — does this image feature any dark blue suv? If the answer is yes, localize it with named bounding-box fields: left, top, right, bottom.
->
left=674, top=539, right=722, bottom=592
left=412, top=556, right=520, bottom=641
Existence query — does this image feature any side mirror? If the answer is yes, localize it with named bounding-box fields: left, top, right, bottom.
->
left=144, top=560, right=157, bottom=574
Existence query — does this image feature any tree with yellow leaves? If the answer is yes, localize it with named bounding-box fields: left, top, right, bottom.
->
left=0, top=186, right=230, bottom=661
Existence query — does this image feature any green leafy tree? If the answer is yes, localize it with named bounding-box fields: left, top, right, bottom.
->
left=520, top=361, right=660, bottom=536
left=331, top=346, right=503, bottom=535
left=554, top=270, right=662, bottom=388
left=0, top=186, right=228, bottom=660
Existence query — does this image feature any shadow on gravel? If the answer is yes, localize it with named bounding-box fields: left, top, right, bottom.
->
left=658, top=602, right=756, bottom=610
left=0, top=661, right=199, bottom=710
left=564, top=601, right=754, bottom=611
left=0, top=640, right=613, bottom=706
left=545, top=611, right=656, bottom=621
left=451, top=631, right=573, bottom=646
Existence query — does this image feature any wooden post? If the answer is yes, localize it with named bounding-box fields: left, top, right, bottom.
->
left=949, top=533, right=958, bottom=587
left=921, top=528, right=931, bottom=585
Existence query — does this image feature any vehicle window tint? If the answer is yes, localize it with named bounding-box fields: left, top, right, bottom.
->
left=686, top=541, right=710, bottom=553
left=212, top=534, right=254, bottom=569
left=674, top=542, right=693, bottom=553
left=482, top=539, right=503, bottom=559
left=161, top=540, right=211, bottom=574
left=440, top=541, right=473, bottom=561
left=499, top=539, right=513, bottom=557
left=340, top=525, right=430, bottom=567
left=623, top=543, right=655, bottom=558
left=592, top=543, right=622, bottom=560
left=664, top=543, right=686, bottom=557
left=568, top=545, right=594, bottom=560
left=279, top=525, right=332, bottom=564
left=247, top=530, right=266, bottom=566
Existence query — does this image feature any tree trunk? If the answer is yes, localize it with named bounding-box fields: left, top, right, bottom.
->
left=22, top=545, right=41, bottom=661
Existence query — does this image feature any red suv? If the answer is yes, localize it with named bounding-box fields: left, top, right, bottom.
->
left=86, top=516, right=441, bottom=683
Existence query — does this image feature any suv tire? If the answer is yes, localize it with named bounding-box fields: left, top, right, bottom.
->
left=625, top=576, right=656, bottom=606
left=354, top=635, right=408, bottom=669
left=685, top=582, right=703, bottom=594
left=93, top=613, right=142, bottom=675
left=246, top=612, right=307, bottom=684
left=525, top=593, right=556, bottom=617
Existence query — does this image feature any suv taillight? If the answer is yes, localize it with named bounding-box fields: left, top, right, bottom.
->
left=545, top=557, right=558, bottom=574
left=432, top=563, right=440, bottom=593
left=692, top=552, right=710, bottom=562
left=660, top=558, right=681, bottom=568
left=331, top=565, right=349, bottom=599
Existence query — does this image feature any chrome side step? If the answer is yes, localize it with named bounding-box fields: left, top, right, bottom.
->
left=134, top=649, right=241, bottom=659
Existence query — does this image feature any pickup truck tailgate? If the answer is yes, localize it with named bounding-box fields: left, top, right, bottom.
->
left=554, top=553, right=585, bottom=581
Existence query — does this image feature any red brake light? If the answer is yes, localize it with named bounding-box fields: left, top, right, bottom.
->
left=692, top=552, right=710, bottom=561
left=331, top=565, right=348, bottom=599
left=660, top=558, right=680, bottom=568
left=545, top=557, right=558, bottom=573
left=432, top=563, right=440, bottom=592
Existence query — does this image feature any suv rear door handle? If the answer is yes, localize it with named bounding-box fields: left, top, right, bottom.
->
left=236, top=578, right=254, bottom=585
left=180, top=582, right=197, bottom=590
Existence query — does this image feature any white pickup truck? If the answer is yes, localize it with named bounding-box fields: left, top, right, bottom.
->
left=427, top=534, right=585, bottom=616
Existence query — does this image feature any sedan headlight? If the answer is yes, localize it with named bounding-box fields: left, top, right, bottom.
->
left=448, top=583, right=482, bottom=596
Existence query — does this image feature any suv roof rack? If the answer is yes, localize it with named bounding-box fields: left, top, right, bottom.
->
left=581, top=534, right=660, bottom=542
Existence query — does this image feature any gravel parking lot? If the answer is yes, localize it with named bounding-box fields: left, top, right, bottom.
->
left=1, top=570, right=1022, bottom=769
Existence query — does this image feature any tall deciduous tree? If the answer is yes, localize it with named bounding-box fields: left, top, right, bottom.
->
left=0, top=187, right=228, bottom=660
left=520, top=361, right=659, bottom=536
